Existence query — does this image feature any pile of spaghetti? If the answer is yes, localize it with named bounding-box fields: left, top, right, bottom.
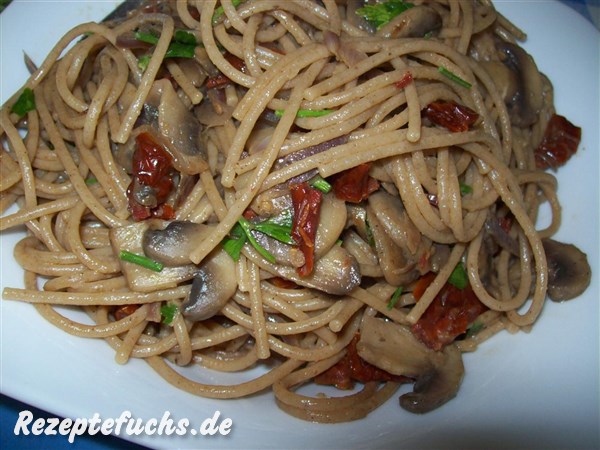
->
left=0, top=0, right=591, bottom=421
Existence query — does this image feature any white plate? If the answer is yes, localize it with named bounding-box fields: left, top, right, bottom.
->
left=1, top=1, right=598, bottom=449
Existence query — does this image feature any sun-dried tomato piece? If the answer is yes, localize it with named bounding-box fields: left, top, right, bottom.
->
left=332, top=164, right=380, bottom=203
left=422, top=101, right=479, bottom=132
left=114, top=304, right=140, bottom=321
left=205, top=53, right=247, bottom=89
left=535, top=114, right=581, bottom=170
left=411, top=274, right=488, bottom=350
left=315, top=334, right=409, bottom=390
left=395, top=71, right=414, bottom=89
left=290, top=182, right=322, bottom=277
left=127, top=132, right=175, bottom=221
left=267, top=277, right=300, bottom=289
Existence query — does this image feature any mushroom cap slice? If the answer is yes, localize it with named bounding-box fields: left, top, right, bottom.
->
left=543, top=238, right=591, bottom=302
left=246, top=243, right=361, bottom=296
left=142, top=221, right=213, bottom=267
left=358, top=314, right=464, bottom=414
left=181, top=248, right=238, bottom=322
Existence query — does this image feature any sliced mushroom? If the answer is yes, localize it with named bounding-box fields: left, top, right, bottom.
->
left=358, top=314, right=464, bottom=414
left=480, top=60, right=519, bottom=106
left=110, top=221, right=198, bottom=292
left=368, top=191, right=423, bottom=255
left=399, top=344, right=464, bottom=414
left=295, top=244, right=361, bottom=295
left=251, top=229, right=305, bottom=268
left=342, top=229, right=383, bottom=278
left=495, top=41, right=544, bottom=128
left=543, top=238, right=591, bottom=302
left=367, top=204, right=420, bottom=286
left=315, top=193, right=347, bottom=258
left=157, top=80, right=208, bottom=174
left=249, top=244, right=361, bottom=296
left=181, top=248, right=238, bottom=321
left=251, top=185, right=293, bottom=217
left=377, top=5, right=442, bottom=39
left=142, top=221, right=213, bottom=266
left=346, top=203, right=370, bottom=242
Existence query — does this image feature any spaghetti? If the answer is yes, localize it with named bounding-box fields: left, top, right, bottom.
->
left=0, top=0, right=591, bottom=421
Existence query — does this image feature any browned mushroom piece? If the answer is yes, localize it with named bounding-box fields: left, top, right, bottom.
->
left=358, top=315, right=464, bottom=414
left=248, top=243, right=361, bottom=296
left=157, top=80, right=208, bottom=174
left=142, top=221, right=213, bottom=266
left=494, top=41, right=544, bottom=128
left=543, top=238, right=591, bottom=302
left=366, top=191, right=431, bottom=286
left=314, top=194, right=347, bottom=258
left=181, top=248, right=238, bottom=321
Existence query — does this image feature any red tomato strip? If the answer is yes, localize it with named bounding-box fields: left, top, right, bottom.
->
left=127, top=132, right=175, bottom=221
left=315, top=334, right=409, bottom=390
left=422, top=101, right=479, bottom=132
left=290, top=182, right=322, bottom=277
left=206, top=53, right=247, bottom=89
left=332, top=163, right=380, bottom=203
left=535, top=114, right=581, bottom=170
left=411, top=273, right=488, bottom=351
left=395, top=71, right=414, bottom=89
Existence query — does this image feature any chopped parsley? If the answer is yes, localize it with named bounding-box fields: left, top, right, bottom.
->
left=212, top=0, right=244, bottom=24
left=438, top=67, right=472, bottom=89
left=459, top=182, right=473, bottom=195
left=119, top=250, right=164, bottom=272
left=356, top=0, right=414, bottom=30
left=222, top=210, right=295, bottom=263
left=275, top=109, right=334, bottom=119
left=160, top=303, right=178, bottom=325
left=387, top=286, right=404, bottom=310
left=448, top=261, right=468, bottom=290
left=135, top=29, right=199, bottom=71
left=10, top=88, right=36, bottom=118
left=309, top=175, right=332, bottom=194
left=466, top=321, right=484, bottom=338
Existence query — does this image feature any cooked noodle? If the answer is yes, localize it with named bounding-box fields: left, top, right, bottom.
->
left=0, top=0, right=590, bottom=422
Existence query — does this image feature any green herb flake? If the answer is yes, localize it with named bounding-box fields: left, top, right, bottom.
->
left=212, top=0, right=244, bottom=24
left=119, top=250, right=164, bottom=272
left=309, top=175, right=332, bottom=194
left=174, top=30, right=197, bottom=45
left=135, top=30, right=159, bottom=45
left=356, top=0, right=415, bottom=30
left=10, top=88, right=36, bottom=118
left=466, top=321, right=484, bottom=338
left=459, top=182, right=473, bottom=195
left=223, top=211, right=297, bottom=262
left=160, top=303, right=178, bottom=325
left=222, top=222, right=247, bottom=261
left=387, top=286, right=404, bottom=310
left=448, top=261, right=469, bottom=290
left=253, top=219, right=295, bottom=245
left=135, top=29, right=198, bottom=64
left=238, top=217, right=276, bottom=264
left=275, top=109, right=334, bottom=119
left=438, top=67, right=472, bottom=89
left=137, top=55, right=151, bottom=72
left=85, top=177, right=98, bottom=186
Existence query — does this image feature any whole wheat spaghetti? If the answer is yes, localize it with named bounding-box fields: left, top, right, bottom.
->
left=0, top=0, right=590, bottom=421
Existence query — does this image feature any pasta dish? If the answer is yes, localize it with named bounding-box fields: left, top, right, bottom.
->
left=0, top=0, right=592, bottom=422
